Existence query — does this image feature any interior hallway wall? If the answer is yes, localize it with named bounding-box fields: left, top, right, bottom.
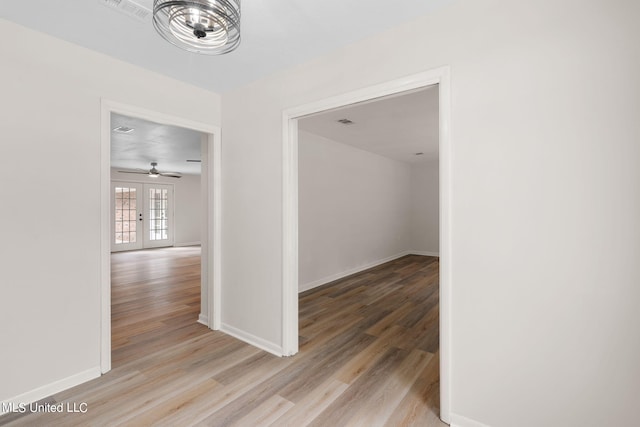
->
left=410, top=160, right=439, bottom=255
left=298, top=130, right=412, bottom=291
left=0, top=18, right=220, bottom=404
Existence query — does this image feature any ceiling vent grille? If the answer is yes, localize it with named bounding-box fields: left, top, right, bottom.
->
left=99, top=0, right=151, bottom=22
left=113, top=126, right=135, bottom=134
left=337, top=119, right=354, bottom=125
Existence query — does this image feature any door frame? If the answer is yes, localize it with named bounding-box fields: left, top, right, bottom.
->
left=100, top=99, right=222, bottom=374
left=281, top=67, right=452, bottom=424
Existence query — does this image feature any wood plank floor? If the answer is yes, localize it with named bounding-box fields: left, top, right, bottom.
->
left=110, top=246, right=207, bottom=367
left=1, top=251, right=444, bottom=427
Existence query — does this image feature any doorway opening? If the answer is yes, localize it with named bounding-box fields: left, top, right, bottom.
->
left=296, top=85, right=441, bottom=421
left=100, top=101, right=221, bottom=373
left=109, top=112, right=206, bottom=367
left=282, top=68, right=452, bottom=424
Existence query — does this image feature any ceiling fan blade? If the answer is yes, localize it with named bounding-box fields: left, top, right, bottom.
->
left=159, top=172, right=182, bottom=178
left=117, top=170, right=149, bottom=174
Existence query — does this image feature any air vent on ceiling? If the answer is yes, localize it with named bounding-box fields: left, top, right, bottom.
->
left=113, top=126, right=135, bottom=134
left=337, top=119, right=354, bottom=125
left=99, top=0, right=151, bottom=22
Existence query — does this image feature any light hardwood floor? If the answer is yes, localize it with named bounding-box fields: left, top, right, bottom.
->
left=110, top=246, right=208, bottom=367
left=1, top=248, right=444, bottom=426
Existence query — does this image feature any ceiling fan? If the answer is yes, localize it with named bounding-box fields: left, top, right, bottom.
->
left=117, top=162, right=182, bottom=178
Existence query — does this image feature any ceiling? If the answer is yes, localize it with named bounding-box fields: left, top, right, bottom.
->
left=0, top=0, right=454, bottom=93
left=4, top=2, right=445, bottom=172
left=299, top=85, right=439, bottom=164
left=112, top=85, right=439, bottom=174
left=111, top=113, right=203, bottom=175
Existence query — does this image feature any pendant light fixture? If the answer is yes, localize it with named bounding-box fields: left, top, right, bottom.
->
left=153, top=0, right=241, bottom=55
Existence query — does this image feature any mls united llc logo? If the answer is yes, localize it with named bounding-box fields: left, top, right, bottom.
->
left=2, top=401, right=88, bottom=414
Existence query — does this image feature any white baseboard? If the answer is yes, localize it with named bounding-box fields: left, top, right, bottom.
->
left=299, top=251, right=413, bottom=293
left=220, top=323, right=283, bottom=357
left=451, top=413, right=491, bottom=427
left=198, top=313, right=209, bottom=327
left=174, top=241, right=201, bottom=247
left=410, top=250, right=440, bottom=257
left=1, top=367, right=101, bottom=415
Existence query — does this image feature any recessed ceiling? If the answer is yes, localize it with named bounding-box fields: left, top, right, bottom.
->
left=111, top=113, right=203, bottom=175
left=0, top=0, right=454, bottom=93
left=299, top=85, right=439, bottom=164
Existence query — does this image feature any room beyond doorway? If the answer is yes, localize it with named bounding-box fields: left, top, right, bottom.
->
left=296, top=82, right=441, bottom=420
left=297, top=86, right=440, bottom=292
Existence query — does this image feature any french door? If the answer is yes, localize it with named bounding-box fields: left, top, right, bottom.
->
left=111, top=182, right=174, bottom=252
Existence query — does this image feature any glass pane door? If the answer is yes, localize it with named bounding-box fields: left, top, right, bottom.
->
left=111, top=182, right=173, bottom=251
left=144, top=184, right=174, bottom=248
left=111, top=183, right=143, bottom=252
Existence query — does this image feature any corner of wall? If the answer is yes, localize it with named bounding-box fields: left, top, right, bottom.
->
left=410, top=250, right=440, bottom=257
left=197, top=313, right=209, bottom=327
left=175, top=241, right=202, bottom=247
left=299, top=251, right=412, bottom=293
left=220, top=323, right=284, bottom=357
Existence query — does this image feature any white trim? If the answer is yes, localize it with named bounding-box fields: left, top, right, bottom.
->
left=100, top=99, right=222, bottom=374
left=174, top=241, right=202, bottom=247
left=299, top=251, right=412, bottom=293
left=410, top=250, right=440, bottom=257
left=198, top=313, right=209, bottom=326
left=100, top=103, right=112, bottom=373
left=1, top=367, right=101, bottom=415
left=210, top=130, right=222, bottom=330
left=282, top=116, right=299, bottom=356
left=282, top=67, right=453, bottom=424
left=438, top=67, right=453, bottom=425
left=451, top=413, right=491, bottom=427
left=220, top=323, right=283, bottom=357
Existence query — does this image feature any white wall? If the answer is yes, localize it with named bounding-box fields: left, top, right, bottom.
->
left=298, top=130, right=412, bottom=291
left=0, top=19, right=220, bottom=403
left=221, top=0, right=640, bottom=426
left=410, top=160, right=439, bottom=255
left=110, top=169, right=201, bottom=246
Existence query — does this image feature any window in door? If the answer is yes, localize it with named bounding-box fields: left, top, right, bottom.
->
left=149, top=187, right=168, bottom=241
left=115, top=186, right=138, bottom=244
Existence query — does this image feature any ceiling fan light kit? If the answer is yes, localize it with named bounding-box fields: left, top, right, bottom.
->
left=153, top=0, right=241, bottom=55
